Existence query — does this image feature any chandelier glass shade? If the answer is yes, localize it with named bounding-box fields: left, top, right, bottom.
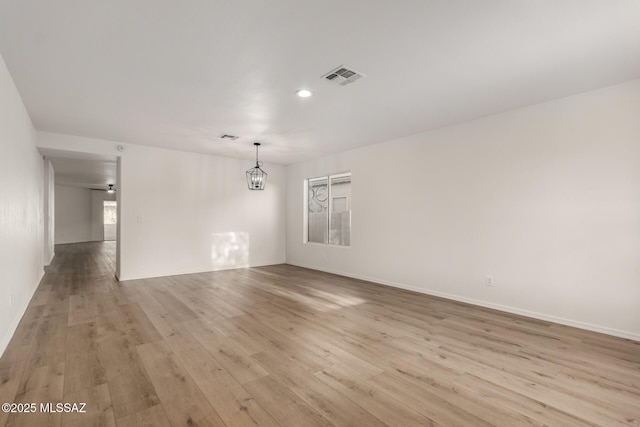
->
left=246, top=142, right=267, bottom=190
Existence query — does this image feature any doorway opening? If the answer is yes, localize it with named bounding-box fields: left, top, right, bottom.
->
left=40, top=148, right=122, bottom=279
left=103, top=201, right=117, bottom=241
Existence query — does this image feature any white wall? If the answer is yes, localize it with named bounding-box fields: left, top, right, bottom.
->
left=43, top=159, right=55, bottom=264
left=91, top=189, right=116, bottom=241
left=286, top=79, right=640, bottom=340
left=55, top=185, right=115, bottom=245
left=38, top=132, right=287, bottom=280
left=115, top=158, right=122, bottom=279
left=0, top=53, right=44, bottom=356
left=54, top=184, right=92, bottom=244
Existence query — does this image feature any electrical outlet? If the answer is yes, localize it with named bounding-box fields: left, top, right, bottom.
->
left=486, top=276, right=494, bottom=287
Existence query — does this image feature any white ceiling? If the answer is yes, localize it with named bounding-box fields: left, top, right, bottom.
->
left=45, top=154, right=117, bottom=190
left=2, top=1, right=640, bottom=164
left=39, top=147, right=117, bottom=189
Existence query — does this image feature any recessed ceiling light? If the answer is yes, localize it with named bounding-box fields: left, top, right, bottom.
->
left=296, top=89, right=313, bottom=98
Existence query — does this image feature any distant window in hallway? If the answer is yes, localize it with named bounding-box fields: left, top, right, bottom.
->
left=103, top=201, right=117, bottom=241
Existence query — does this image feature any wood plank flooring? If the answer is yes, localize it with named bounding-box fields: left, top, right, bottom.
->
left=1, top=241, right=639, bottom=426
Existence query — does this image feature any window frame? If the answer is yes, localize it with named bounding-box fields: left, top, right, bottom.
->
left=304, top=171, right=351, bottom=247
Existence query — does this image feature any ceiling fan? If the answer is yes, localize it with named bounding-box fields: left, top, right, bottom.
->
left=89, top=184, right=116, bottom=193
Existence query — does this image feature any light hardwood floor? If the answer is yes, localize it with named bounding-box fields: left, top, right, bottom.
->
left=1, top=242, right=639, bottom=426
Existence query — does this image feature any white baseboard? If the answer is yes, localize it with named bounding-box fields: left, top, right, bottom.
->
left=287, top=262, right=640, bottom=342
left=0, top=270, right=44, bottom=358
left=44, top=252, right=55, bottom=266
left=118, top=259, right=286, bottom=282
left=119, top=265, right=250, bottom=281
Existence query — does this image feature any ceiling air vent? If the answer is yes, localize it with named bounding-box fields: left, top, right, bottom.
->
left=218, top=134, right=239, bottom=141
left=322, top=65, right=366, bottom=86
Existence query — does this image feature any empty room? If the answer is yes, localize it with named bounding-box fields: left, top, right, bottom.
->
left=1, top=1, right=639, bottom=426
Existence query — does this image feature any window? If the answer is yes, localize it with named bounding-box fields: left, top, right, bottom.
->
left=306, top=172, right=351, bottom=246
left=103, top=201, right=117, bottom=241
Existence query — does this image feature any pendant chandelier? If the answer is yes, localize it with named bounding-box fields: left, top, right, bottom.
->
left=246, top=142, right=267, bottom=190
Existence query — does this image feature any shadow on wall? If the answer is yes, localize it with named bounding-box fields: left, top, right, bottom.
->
left=211, top=232, right=249, bottom=269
